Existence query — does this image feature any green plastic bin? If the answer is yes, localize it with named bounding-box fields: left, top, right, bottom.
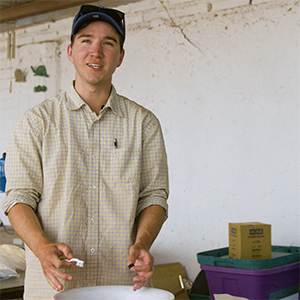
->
left=189, top=294, right=210, bottom=300
left=197, top=245, right=300, bottom=269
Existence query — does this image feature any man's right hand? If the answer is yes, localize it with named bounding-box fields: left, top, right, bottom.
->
left=36, top=242, right=75, bottom=291
left=7, top=203, right=75, bottom=291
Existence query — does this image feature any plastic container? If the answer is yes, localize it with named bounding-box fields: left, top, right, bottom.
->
left=53, top=285, right=175, bottom=300
left=197, top=246, right=300, bottom=269
left=189, top=294, right=210, bottom=299
left=0, top=155, right=6, bottom=193
left=201, top=261, right=299, bottom=300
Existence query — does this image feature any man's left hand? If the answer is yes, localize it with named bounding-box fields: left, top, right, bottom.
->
left=127, top=243, right=154, bottom=291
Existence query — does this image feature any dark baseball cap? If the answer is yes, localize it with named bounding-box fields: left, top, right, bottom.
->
left=71, top=5, right=125, bottom=42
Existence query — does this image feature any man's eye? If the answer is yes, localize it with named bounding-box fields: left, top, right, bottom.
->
left=82, top=39, right=90, bottom=43
left=104, top=41, right=114, bottom=46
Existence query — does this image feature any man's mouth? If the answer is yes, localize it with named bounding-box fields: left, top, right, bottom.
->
left=88, top=63, right=102, bottom=69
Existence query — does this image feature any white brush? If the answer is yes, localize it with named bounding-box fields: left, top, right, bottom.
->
left=64, top=258, right=84, bottom=267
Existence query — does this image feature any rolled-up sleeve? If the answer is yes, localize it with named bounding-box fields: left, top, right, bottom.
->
left=137, top=113, right=169, bottom=218
left=3, top=111, right=43, bottom=214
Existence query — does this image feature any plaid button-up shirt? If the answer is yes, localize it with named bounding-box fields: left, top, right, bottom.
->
left=3, top=84, right=169, bottom=300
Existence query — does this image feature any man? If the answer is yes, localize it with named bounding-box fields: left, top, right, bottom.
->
left=3, top=5, right=169, bottom=300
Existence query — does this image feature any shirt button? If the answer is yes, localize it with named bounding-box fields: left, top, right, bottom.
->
left=92, top=184, right=96, bottom=190
left=91, top=216, right=95, bottom=222
left=90, top=248, right=95, bottom=253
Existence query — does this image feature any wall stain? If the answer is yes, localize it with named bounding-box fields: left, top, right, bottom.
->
left=16, top=39, right=62, bottom=49
left=158, top=0, right=204, bottom=57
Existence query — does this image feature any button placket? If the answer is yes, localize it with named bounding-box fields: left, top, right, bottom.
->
left=85, top=118, right=100, bottom=283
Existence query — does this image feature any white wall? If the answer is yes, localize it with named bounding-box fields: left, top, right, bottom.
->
left=0, top=0, right=299, bottom=281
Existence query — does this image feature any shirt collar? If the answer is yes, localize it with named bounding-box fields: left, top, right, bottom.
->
left=106, top=85, right=123, bottom=117
left=66, top=82, right=123, bottom=117
left=66, top=82, right=85, bottom=111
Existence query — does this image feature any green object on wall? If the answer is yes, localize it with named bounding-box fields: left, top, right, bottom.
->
left=31, top=65, right=49, bottom=77
left=34, top=85, right=47, bottom=92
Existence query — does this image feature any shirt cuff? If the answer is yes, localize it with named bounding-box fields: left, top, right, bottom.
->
left=137, top=190, right=169, bottom=219
left=2, top=189, right=39, bottom=215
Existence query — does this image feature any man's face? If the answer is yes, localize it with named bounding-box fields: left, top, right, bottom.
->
left=67, top=21, right=125, bottom=89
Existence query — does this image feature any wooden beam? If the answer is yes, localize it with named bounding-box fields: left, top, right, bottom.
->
left=0, top=0, right=99, bottom=24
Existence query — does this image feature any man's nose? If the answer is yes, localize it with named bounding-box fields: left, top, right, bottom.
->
left=91, top=43, right=103, bottom=57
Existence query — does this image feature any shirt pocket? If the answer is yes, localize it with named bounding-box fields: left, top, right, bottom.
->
left=101, top=147, right=140, bottom=184
left=110, top=148, right=141, bottom=183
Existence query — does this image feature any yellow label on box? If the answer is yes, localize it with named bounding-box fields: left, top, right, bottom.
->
left=229, top=222, right=271, bottom=259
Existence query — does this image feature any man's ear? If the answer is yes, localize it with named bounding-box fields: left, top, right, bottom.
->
left=67, top=44, right=73, bottom=64
left=117, top=49, right=125, bottom=68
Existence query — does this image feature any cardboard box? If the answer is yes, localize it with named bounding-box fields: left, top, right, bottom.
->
left=229, top=222, right=271, bottom=259
left=152, top=262, right=190, bottom=300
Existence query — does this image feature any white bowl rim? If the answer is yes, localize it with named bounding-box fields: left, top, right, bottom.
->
left=53, top=285, right=175, bottom=300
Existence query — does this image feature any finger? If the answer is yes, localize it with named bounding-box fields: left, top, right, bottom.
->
left=133, top=270, right=153, bottom=283
left=55, top=257, right=76, bottom=269
left=56, top=243, right=74, bottom=259
left=51, top=265, right=73, bottom=281
left=42, top=261, right=73, bottom=291
left=133, top=283, right=143, bottom=291
left=127, top=262, right=135, bottom=270
left=133, top=277, right=151, bottom=291
left=46, top=270, right=72, bottom=292
left=132, top=269, right=153, bottom=291
left=127, top=254, right=137, bottom=268
left=49, top=270, right=72, bottom=291
left=127, top=244, right=142, bottom=266
left=45, top=272, right=64, bottom=292
left=39, top=244, right=72, bottom=269
left=127, top=252, right=153, bottom=270
left=131, top=261, right=153, bottom=273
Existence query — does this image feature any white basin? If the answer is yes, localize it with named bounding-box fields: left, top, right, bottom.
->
left=53, top=285, right=175, bottom=299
